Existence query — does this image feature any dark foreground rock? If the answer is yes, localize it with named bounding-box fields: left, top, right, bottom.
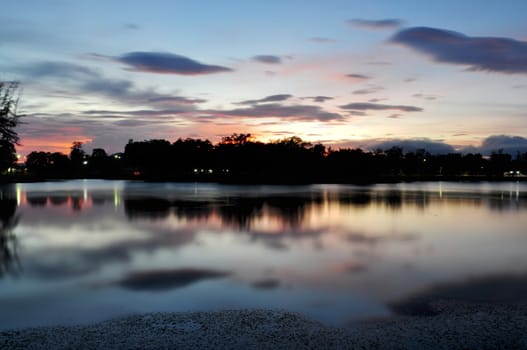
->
left=1, top=304, right=527, bottom=349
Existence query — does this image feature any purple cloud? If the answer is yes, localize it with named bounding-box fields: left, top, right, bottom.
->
left=352, top=85, right=384, bottom=95
left=340, top=102, right=422, bottom=112
left=206, top=103, right=343, bottom=122
left=462, top=135, right=527, bottom=155
left=348, top=18, right=403, bottom=30
left=20, top=61, right=204, bottom=110
left=391, top=27, right=527, bottom=74
left=117, top=52, right=233, bottom=75
left=252, top=55, right=282, bottom=64
left=346, top=73, right=371, bottom=80
left=303, top=96, right=334, bottom=103
left=148, top=96, right=207, bottom=105
left=82, top=108, right=189, bottom=117
left=236, top=94, right=293, bottom=105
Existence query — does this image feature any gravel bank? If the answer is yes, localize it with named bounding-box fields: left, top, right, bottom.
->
left=2, top=303, right=527, bottom=349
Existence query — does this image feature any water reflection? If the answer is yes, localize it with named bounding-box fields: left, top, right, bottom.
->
left=124, top=198, right=173, bottom=220
left=1, top=180, right=527, bottom=330
left=14, top=182, right=527, bottom=214
left=116, top=268, right=230, bottom=291
left=116, top=184, right=527, bottom=231
left=390, top=273, right=527, bottom=316
left=0, top=185, right=19, bottom=277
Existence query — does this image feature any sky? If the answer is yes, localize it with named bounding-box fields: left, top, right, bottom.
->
left=2, top=0, right=527, bottom=157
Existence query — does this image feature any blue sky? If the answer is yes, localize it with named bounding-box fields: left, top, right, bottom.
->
left=2, top=0, right=527, bottom=156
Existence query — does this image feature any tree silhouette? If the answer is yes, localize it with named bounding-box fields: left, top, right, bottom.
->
left=0, top=140, right=16, bottom=174
left=18, top=133, right=527, bottom=182
left=0, top=185, right=19, bottom=278
left=70, top=141, right=85, bottom=163
left=489, top=150, right=512, bottom=176
left=0, top=81, right=21, bottom=144
left=220, top=133, right=255, bottom=145
left=124, top=139, right=172, bottom=177
left=0, top=82, right=21, bottom=173
left=69, top=141, right=86, bottom=176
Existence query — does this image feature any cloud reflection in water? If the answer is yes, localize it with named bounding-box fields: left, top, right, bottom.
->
left=116, top=268, right=230, bottom=291
left=2, top=181, right=527, bottom=330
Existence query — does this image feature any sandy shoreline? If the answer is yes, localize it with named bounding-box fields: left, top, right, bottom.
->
left=2, top=303, right=527, bottom=349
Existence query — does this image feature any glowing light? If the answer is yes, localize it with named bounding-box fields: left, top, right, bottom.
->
left=83, top=187, right=88, bottom=202
left=16, top=184, right=21, bottom=206
left=113, top=186, right=120, bottom=208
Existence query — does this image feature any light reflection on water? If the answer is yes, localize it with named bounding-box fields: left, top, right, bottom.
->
left=1, top=180, right=527, bottom=329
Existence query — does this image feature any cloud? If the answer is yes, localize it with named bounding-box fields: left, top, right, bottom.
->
left=340, top=102, right=422, bottom=112
left=371, top=139, right=456, bottom=154
left=347, top=18, right=403, bottom=30
left=125, top=23, right=140, bottom=30
left=412, top=93, right=438, bottom=101
left=148, top=96, right=207, bottom=105
left=348, top=111, right=367, bottom=116
left=17, top=110, right=192, bottom=156
left=23, top=61, right=98, bottom=79
left=252, top=55, right=282, bottom=64
left=303, top=96, right=333, bottom=103
left=463, top=135, right=527, bottom=155
left=82, top=78, right=134, bottom=97
left=368, top=98, right=387, bottom=103
left=206, top=103, right=343, bottom=122
left=116, top=51, right=233, bottom=75
left=352, top=85, right=384, bottom=95
left=332, top=138, right=454, bottom=154
left=79, top=78, right=200, bottom=112
left=82, top=108, right=189, bottom=117
left=236, top=94, right=293, bottom=105
left=113, top=119, right=150, bottom=127
left=366, top=60, right=392, bottom=66
left=20, top=61, right=217, bottom=123
left=346, top=73, right=371, bottom=80
left=391, top=27, right=527, bottom=74
left=20, top=61, right=204, bottom=110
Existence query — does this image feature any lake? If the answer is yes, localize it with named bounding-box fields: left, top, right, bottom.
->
left=1, top=180, right=526, bottom=330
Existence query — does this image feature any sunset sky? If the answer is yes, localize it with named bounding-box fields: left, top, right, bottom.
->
left=2, top=0, right=527, bottom=157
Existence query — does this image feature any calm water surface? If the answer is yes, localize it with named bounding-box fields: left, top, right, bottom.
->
left=1, top=180, right=526, bottom=329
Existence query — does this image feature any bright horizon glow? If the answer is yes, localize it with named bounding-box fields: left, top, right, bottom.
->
left=2, top=0, right=527, bottom=156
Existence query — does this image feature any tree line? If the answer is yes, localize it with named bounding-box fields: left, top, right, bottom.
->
left=1, top=83, right=526, bottom=183
left=20, top=133, right=527, bottom=183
